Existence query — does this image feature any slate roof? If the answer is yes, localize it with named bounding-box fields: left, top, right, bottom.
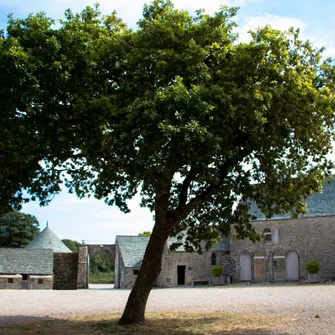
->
left=25, top=226, right=72, bottom=253
left=116, top=234, right=229, bottom=268
left=0, top=248, right=53, bottom=274
left=116, top=236, right=150, bottom=268
left=250, top=177, right=335, bottom=220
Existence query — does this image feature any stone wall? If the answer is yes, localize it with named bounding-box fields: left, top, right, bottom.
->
left=77, top=246, right=89, bottom=289
left=230, top=215, right=335, bottom=282
left=156, top=246, right=229, bottom=287
left=0, top=275, right=21, bottom=289
left=53, top=253, right=78, bottom=290
left=30, top=275, right=53, bottom=289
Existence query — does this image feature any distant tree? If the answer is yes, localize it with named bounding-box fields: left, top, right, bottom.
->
left=62, top=239, right=81, bottom=252
left=0, top=212, right=40, bottom=247
left=90, top=253, right=114, bottom=273
left=138, top=231, right=152, bottom=237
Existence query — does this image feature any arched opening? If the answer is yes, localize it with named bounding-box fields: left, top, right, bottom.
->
left=240, top=253, right=252, bottom=281
left=211, top=253, right=217, bottom=266
left=286, top=250, right=299, bottom=281
left=273, top=250, right=286, bottom=281
left=263, top=228, right=272, bottom=244
left=253, top=250, right=266, bottom=281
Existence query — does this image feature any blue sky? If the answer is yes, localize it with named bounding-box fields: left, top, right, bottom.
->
left=1, top=0, right=334, bottom=243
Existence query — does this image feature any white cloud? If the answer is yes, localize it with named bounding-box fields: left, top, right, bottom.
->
left=3, top=0, right=259, bottom=29
left=235, top=13, right=306, bottom=42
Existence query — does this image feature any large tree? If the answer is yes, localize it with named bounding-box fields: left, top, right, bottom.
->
left=1, top=0, right=335, bottom=325
left=0, top=212, right=40, bottom=247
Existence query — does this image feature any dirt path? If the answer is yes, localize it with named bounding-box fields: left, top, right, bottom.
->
left=1, top=283, right=335, bottom=334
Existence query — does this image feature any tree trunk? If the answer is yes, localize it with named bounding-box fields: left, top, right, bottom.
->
left=118, top=221, right=171, bottom=325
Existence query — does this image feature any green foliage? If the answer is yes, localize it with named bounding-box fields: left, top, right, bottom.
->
left=90, top=253, right=114, bottom=274
left=62, top=239, right=81, bottom=252
left=211, top=265, right=224, bottom=277
left=89, top=272, right=114, bottom=284
left=138, top=231, right=152, bottom=237
left=1, top=1, right=334, bottom=249
left=0, top=212, right=40, bottom=247
left=1, top=1, right=335, bottom=322
left=305, top=260, right=320, bottom=274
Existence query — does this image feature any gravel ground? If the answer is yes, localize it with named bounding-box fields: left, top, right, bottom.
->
left=1, top=283, right=335, bottom=334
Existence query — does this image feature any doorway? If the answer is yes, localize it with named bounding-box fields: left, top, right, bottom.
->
left=273, top=250, right=286, bottom=281
left=177, top=265, right=186, bottom=285
left=253, top=250, right=266, bottom=281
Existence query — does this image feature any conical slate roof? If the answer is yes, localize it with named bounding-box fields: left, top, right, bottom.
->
left=25, top=226, right=72, bottom=253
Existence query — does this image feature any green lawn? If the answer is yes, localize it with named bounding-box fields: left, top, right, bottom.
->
left=89, top=272, right=114, bottom=284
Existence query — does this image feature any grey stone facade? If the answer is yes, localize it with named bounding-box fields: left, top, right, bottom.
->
left=157, top=247, right=229, bottom=287
left=0, top=275, right=21, bottom=289
left=230, top=215, right=335, bottom=282
left=115, top=235, right=229, bottom=289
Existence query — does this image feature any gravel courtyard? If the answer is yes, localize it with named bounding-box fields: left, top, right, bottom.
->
left=1, top=283, right=335, bottom=334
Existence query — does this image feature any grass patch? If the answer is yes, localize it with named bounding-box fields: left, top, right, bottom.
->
left=89, top=272, right=114, bottom=284
left=0, top=311, right=286, bottom=335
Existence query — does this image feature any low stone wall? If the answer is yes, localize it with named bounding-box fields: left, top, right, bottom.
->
left=53, top=253, right=78, bottom=290
left=0, top=275, right=21, bottom=289
left=30, top=275, right=53, bottom=290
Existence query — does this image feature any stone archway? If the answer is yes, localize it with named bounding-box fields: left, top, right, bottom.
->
left=286, top=251, right=299, bottom=281
left=253, top=250, right=266, bottom=281
left=273, top=250, right=286, bottom=281
left=239, top=253, right=252, bottom=281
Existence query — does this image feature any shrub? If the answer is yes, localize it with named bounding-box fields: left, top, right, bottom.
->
left=305, top=260, right=320, bottom=274
left=211, top=265, right=224, bottom=277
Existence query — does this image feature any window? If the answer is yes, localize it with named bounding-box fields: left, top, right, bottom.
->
left=38, top=279, right=43, bottom=284
left=263, top=228, right=272, bottom=243
left=22, top=274, right=28, bottom=280
left=133, top=270, right=139, bottom=275
left=8, top=278, right=14, bottom=284
left=211, top=253, right=217, bottom=266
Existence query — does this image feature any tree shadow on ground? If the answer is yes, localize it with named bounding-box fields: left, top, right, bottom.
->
left=0, top=314, right=290, bottom=335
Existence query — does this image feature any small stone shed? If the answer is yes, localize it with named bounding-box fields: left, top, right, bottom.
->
left=114, top=235, right=230, bottom=289
left=0, top=248, right=53, bottom=289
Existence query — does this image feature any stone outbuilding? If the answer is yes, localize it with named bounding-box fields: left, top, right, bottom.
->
left=0, top=225, right=89, bottom=290
left=114, top=235, right=230, bottom=289
left=0, top=248, right=53, bottom=289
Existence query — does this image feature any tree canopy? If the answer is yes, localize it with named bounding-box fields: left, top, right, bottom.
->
left=0, top=212, right=40, bottom=247
left=62, top=239, right=81, bottom=252
left=1, top=0, right=335, bottom=325
left=138, top=231, right=152, bottom=237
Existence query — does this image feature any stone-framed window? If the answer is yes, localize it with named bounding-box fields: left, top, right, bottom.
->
left=263, top=228, right=272, bottom=244
left=133, top=269, right=139, bottom=275
left=38, top=279, right=43, bottom=284
left=8, top=278, right=14, bottom=284
left=211, top=253, right=217, bottom=265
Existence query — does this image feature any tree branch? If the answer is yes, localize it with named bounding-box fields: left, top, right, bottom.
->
left=170, top=146, right=252, bottom=224
left=178, top=166, right=200, bottom=207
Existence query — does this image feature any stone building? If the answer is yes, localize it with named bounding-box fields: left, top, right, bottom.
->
left=0, top=225, right=89, bottom=289
left=115, top=178, right=335, bottom=287
left=231, top=178, right=335, bottom=283
left=114, top=235, right=230, bottom=289
left=0, top=248, right=53, bottom=289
